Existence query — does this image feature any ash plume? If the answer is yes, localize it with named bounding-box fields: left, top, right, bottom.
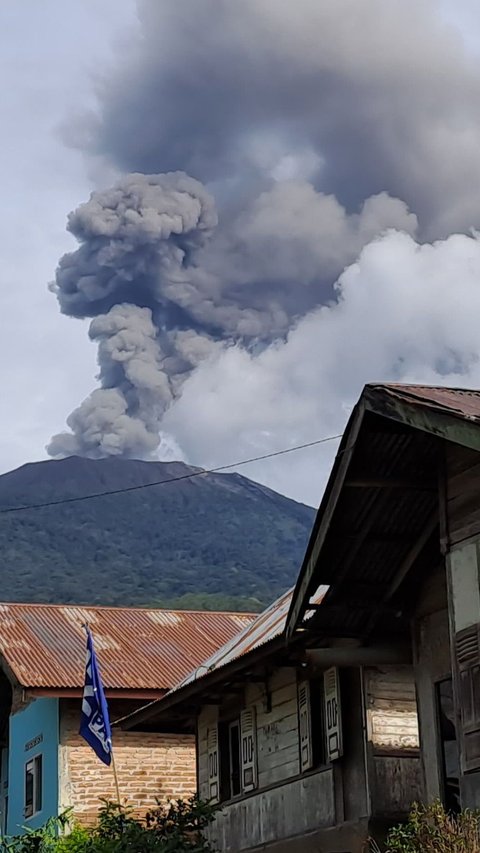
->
left=48, top=172, right=219, bottom=458
left=50, top=1, right=480, bottom=461
left=49, top=172, right=416, bottom=458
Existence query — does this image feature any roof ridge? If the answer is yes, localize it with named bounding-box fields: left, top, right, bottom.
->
left=367, top=382, right=480, bottom=394
left=0, top=601, right=256, bottom=617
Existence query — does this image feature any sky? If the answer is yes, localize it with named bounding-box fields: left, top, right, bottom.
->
left=2, top=0, right=480, bottom=508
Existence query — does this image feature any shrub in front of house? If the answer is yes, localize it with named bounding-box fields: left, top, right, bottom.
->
left=370, top=801, right=480, bottom=853
left=1, top=795, right=218, bottom=853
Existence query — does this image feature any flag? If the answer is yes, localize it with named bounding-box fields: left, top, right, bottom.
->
left=79, top=626, right=112, bottom=765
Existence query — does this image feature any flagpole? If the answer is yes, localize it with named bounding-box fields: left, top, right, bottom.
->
left=110, top=747, right=121, bottom=806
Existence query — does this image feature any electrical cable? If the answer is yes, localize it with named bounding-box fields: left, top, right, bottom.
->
left=0, top=433, right=342, bottom=515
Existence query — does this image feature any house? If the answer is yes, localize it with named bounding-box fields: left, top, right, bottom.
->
left=121, top=582, right=420, bottom=853
left=286, top=383, right=480, bottom=816
left=121, top=382, right=480, bottom=853
left=0, top=602, right=254, bottom=835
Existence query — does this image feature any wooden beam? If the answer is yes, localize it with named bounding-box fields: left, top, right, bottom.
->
left=26, top=688, right=167, bottom=700
left=344, top=478, right=436, bottom=490
left=286, top=400, right=366, bottom=637
left=362, top=511, right=438, bottom=639
left=385, top=512, right=438, bottom=600
left=306, top=645, right=411, bottom=668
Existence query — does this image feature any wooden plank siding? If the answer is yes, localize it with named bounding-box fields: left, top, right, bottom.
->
left=206, top=769, right=335, bottom=853
left=245, top=668, right=300, bottom=788
left=197, top=705, right=217, bottom=800
left=197, top=667, right=338, bottom=849
left=446, top=444, right=480, bottom=546
left=365, top=666, right=419, bottom=753
left=364, top=665, right=422, bottom=817
left=412, top=568, right=451, bottom=805
left=197, top=668, right=301, bottom=799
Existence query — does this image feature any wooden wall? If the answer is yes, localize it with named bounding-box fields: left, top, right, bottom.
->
left=247, top=668, right=300, bottom=788
left=197, top=662, right=419, bottom=850
left=446, top=444, right=480, bottom=546
left=412, top=566, right=451, bottom=803
left=197, top=667, right=301, bottom=801
left=206, top=769, right=335, bottom=853
left=364, top=665, right=422, bottom=817
left=365, top=666, right=419, bottom=753
left=197, top=666, right=337, bottom=850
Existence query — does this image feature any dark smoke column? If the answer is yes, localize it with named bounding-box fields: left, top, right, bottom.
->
left=48, top=172, right=217, bottom=459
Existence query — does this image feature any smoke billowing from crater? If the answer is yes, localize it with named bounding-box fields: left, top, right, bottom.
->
left=48, top=171, right=418, bottom=457
left=49, top=1, right=480, bottom=463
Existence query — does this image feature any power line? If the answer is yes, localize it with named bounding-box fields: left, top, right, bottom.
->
left=0, top=434, right=342, bottom=516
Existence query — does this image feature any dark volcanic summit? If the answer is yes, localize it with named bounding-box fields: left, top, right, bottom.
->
left=0, top=456, right=315, bottom=611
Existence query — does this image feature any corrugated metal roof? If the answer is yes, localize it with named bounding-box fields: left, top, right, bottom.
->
left=167, top=584, right=327, bottom=695
left=0, top=603, right=255, bottom=690
left=374, top=383, right=480, bottom=421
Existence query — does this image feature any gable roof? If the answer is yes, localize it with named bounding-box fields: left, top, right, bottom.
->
left=119, top=584, right=326, bottom=728
left=286, top=382, right=480, bottom=638
left=0, top=602, right=254, bottom=693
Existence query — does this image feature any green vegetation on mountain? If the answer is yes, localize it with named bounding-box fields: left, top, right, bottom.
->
left=0, top=456, right=315, bottom=610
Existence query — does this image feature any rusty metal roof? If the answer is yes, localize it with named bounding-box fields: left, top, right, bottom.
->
left=375, top=383, right=480, bottom=421
left=169, top=585, right=326, bottom=694
left=120, top=585, right=327, bottom=727
left=0, top=603, right=255, bottom=691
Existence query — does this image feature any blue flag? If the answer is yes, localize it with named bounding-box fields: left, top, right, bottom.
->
left=79, top=627, right=112, bottom=766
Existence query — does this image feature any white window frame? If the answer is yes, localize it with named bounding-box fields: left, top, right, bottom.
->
left=240, top=707, right=258, bottom=793
left=24, top=754, right=42, bottom=819
left=324, top=666, right=343, bottom=762
left=207, top=726, right=219, bottom=804
left=298, top=680, right=313, bottom=772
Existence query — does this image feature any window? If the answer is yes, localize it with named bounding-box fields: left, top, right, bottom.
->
left=298, top=678, right=325, bottom=771
left=24, top=755, right=42, bottom=818
left=209, top=707, right=258, bottom=803
left=298, top=668, right=343, bottom=773
left=228, top=721, right=241, bottom=798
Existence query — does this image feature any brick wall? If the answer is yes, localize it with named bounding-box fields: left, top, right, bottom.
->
left=59, top=701, right=196, bottom=825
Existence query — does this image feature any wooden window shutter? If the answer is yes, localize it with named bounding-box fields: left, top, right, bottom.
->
left=207, top=725, right=220, bottom=803
left=298, top=680, right=313, bottom=772
left=324, top=666, right=343, bottom=762
left=455, top=624, right=480, bottom=772
left=240, top=707, right=258, bottom=792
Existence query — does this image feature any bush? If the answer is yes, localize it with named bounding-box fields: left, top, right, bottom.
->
left=370, top=801, right=480, bottom=853
left=1, top=796, right=218, bottom=853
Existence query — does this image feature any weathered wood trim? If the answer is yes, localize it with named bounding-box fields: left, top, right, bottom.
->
left=363, top=389, right=480, bottom=454
left=385, top=513, right=438, bottom=600
left=286, top=400, right=366, bottom=637
left=215, top=763, right=334, bottom=807
left=360, top=666, right=373, bottom=818
left=306, top=646, right=411, bottom=667
left=438, top=444, right=450, bottom=555
left=344, top=478, right=436, bottom=490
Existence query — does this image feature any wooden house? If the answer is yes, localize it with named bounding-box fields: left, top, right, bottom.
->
left=124, top=383, right=480, bottom=852
left=123, top=584, right=420, bottom=852
left=287, top=383, right=480, bottom=815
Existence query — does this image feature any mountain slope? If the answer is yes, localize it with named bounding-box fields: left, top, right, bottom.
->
left=0, top=456, right=315, bottom=610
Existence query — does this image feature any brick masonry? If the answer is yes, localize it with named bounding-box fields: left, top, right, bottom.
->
left=59, top=701, right=196, bottom=825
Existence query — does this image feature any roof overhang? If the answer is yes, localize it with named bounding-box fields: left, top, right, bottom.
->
left=23, top=688, right=167, bottom=701
left=286, top=383, right=480, bottom=638
left=117, top=634, right=289, bottom=730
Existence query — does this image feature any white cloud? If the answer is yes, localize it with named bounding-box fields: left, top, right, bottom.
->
left=163, top=229, right=480, bottom=505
